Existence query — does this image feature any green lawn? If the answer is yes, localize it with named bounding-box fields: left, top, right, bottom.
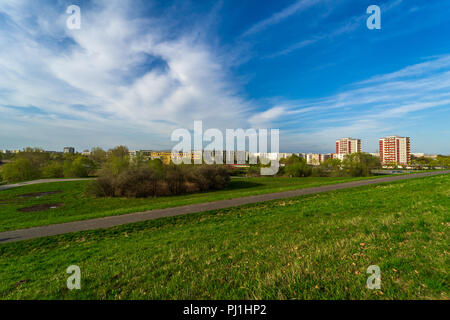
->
left=0, top=174, right=448, bottom=299
left=0, top=176, right=385, bottom=232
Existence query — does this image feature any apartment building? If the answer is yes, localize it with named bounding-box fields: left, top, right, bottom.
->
left=64, top=147, right=75, bottom=154
left=379, top=136, right=411, bottom=166
left=336, top=138, right=361, bottom=155
left=306, top=153, right=330, bottom=165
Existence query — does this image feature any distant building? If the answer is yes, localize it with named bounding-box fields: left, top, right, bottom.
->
left=411, top=152, right=425, bottom=157
left=411, top=153, right=438, bottom=159
left=64, top=147, right=75, bottom=154
left=307, top=153, right=330, bottom=165
left=278, top=153, right=293, bottom=159
left=81, top=150, right=91, bottom=156
left=336, top=137, right=361, bottom=155
left=379, top=136, right=411, bottom=166
left=331, top=153, right=346, bottom=161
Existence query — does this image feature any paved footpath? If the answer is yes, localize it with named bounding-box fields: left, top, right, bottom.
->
left=0, top=178, right=94, bottom=191
left=0, top=171, right=448, bottom=244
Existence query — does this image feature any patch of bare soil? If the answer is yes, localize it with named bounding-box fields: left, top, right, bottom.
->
left=18, top=203, right=64, bottom=212
left=16, top=191, right=62, bottom=198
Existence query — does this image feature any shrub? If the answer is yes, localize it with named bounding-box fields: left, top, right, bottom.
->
left=165, top=164, right=188, bottom=195
left=86, top=172, right=116, bottom=197
left=116, top=167, right=161, bottom=197
left=247, top=165, right=260, bottom=177
left=87, top=164, right=230, bottom=198
left=188, top=165, right=230, bottom=191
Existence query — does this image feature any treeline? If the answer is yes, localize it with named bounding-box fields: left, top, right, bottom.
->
left=279, top=153, right=381, bottom=177
left=411, top=155, right=450, bottom=169
left=0, top=146, right=129, bottom=183
left=0, top=148, right=96, bottom=183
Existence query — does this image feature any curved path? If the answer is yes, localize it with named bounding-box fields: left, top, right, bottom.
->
left=0, top=178, right=94, bottom=191
left=0, top=171, right=449, bottom=244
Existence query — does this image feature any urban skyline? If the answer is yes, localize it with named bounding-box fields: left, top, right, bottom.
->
left=2, top=135, right=446, bottom=158
left=1, top=1, right=450, bottom=154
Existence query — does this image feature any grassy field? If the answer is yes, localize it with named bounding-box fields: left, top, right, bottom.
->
left=0, top=174, right=448, bottom=299
left=0, top=176, right=386, bottom=232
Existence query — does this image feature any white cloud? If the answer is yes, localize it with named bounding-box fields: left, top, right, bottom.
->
left=0, top=0, right=254, bottom=149
left=241, top=0, right=323, bottom=37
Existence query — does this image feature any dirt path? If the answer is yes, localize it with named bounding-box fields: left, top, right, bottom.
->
left=0, top=171, right=448, bottom=244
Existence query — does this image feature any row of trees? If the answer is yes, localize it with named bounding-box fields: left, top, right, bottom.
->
left=410, top=155, right=450, bottom=169
left=0, top=146, right=124, bottom=183
left=280, top=153, right=381, bottom=177
left=0, top=149, right=96, bottom=183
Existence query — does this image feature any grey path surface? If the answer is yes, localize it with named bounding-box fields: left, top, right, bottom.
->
left=0, top=171, right=448, bottom=244
left=0, top=178, right=94, bottom=191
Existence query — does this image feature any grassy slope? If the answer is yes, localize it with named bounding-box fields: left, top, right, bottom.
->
left=0, top=176, right=385, bottom=232
left=0, top=174, right=448, bottom=299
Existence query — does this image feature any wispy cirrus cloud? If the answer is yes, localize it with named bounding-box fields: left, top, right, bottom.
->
left=0, top=0, right=255, bottom=149
left=241, top=0, right=323, bottom=37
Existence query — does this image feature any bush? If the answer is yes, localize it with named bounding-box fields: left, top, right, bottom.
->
left=0, top=158, right=40, bottom=183
left=165, top=165, right=188, bottom=195
left=87, top=164, right=231, bottom=198
left=188, top=165, right=230, bottom=191
left=311, top=166, right=327, bottom=177
left=247, top=165, right=261, bottom=177
left=86, top=172, right=116, bottom=197
left=117, top=167, right=163, bottom=197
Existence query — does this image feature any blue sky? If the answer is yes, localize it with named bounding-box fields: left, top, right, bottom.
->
left=0, top=0, right=449, bottom=153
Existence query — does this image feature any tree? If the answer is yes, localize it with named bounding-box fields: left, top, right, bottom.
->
left=321, top=158, right=342, bottom=176
left=131, top=151, right=147, bottom=168
left=16, top=147, right=50, bottom=169
left=109, top=145, right=129, bottom=159
left=1, top=158, right=40, bottom=182
left=71, top=156, right=95, bottom=177
left=342, top=152, right=380, bottom=177
left=89, top=147, right=107, bottom=164
left=284, top=156, right=311, bottom=177
left=41, top=161, right=64, bottom=178
left=64, top=156, right=95, bottom=177
left=103, top=155, right=130, bottom=176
